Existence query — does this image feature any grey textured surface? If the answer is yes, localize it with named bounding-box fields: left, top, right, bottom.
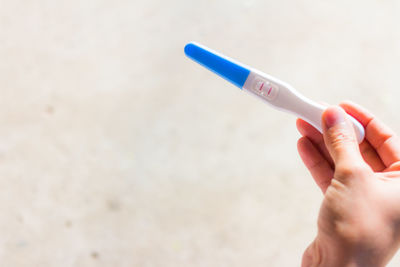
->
left=1, top=0, right=400, bottom=266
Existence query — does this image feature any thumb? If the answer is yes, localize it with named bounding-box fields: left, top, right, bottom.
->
left=322, top=106, right=364, bottom=167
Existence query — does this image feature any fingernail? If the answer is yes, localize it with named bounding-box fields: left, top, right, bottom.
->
left=324, top=107, right=345, bottom=128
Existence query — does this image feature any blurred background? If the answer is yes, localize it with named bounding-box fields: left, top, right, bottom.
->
left=0, top=0, right=400, bottom=266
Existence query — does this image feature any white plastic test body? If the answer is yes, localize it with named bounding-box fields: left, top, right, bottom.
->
left=184, top=42, right=365, bottom=143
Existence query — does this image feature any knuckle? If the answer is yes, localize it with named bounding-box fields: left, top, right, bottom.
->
left=328, top=129, right=356, bottom=150
left=335, top=163, right=368, bottom=179
left=335, top=165, right=353, bottom=178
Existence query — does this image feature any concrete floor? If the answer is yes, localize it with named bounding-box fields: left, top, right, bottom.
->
left=1, top=0, right=400, bottom=266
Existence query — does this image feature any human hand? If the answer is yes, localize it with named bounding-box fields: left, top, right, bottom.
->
left=297, top=101, right=400, bottom=267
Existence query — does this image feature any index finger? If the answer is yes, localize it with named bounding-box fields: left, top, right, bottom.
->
left=340, top=100, right=400, bottom=167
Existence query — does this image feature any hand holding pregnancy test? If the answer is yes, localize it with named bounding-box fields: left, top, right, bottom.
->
left=184, top=42, right=365, bottom=143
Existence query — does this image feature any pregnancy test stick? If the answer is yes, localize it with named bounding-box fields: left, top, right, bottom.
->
left=184, top=42, right=365, bottom=143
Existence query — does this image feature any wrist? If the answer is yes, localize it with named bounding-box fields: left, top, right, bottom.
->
left=302, top=236, right=389, bottom=267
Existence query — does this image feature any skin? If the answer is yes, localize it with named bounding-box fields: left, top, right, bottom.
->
left=297, top=101, right=400, bottom=267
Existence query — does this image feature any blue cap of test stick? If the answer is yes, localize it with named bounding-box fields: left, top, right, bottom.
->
left=184, top=42, right=251, bottom=89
